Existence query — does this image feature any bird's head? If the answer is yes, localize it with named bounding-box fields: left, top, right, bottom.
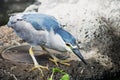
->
left=55, top=28, right=87, bottom=65
left=7, top=13, right=23, bottom=28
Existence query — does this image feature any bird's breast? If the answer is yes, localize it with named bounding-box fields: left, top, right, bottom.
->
left=13, top=21, right=49, bottom=46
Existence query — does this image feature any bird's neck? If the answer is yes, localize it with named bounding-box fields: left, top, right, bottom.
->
left=45, top=29, right=67, bottom=52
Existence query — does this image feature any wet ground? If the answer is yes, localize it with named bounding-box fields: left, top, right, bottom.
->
left=0, top=26, right=120, bottom=80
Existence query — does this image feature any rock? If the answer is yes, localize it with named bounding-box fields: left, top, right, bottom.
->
left=0, top=0, right=35, bottom=26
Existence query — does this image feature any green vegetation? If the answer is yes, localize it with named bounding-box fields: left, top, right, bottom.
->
left=48, top=68, right=70, bottom=80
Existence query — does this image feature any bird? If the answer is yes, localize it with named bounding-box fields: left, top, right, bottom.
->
left=7, top=12, right=87, bottom=76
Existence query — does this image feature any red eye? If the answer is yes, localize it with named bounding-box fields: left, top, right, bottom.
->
left=66, top=43, right=71, bottom=46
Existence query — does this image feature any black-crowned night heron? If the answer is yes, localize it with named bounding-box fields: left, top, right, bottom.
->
left=7, top=12, right=87, bottom=76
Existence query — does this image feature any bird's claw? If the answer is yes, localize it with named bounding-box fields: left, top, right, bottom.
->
left=29, top=64, right=49, bottom=76
left=31, top=65, right=49, bottom=70
left=49, top=56, right=71, bottom=66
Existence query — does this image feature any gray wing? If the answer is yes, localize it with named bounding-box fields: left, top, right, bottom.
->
left=22, top=13, right=61, bottom=31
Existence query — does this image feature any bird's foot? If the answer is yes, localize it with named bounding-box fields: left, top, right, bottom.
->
left=29, top=64, right=49, bottom=76
left=49, top=54, right=71, bottom=66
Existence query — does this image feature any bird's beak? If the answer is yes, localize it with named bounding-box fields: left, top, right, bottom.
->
left=72, top=48, right=87, bottom=65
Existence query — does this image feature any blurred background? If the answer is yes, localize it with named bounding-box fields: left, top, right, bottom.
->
left=0, top=0, right=35, bottom=26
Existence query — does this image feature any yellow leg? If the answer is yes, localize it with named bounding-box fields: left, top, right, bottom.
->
left=41, top=46, right=49, bottom=53
left=49, top=54, right=71, bottom=66
left=29, top=46, right=49, bottom=76
left=41, top=47, right=71, bottom=66
left=41, top=46, right=47, bottom=51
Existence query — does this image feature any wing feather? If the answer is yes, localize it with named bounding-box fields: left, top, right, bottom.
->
left=22, top=13, right=61, bottom=31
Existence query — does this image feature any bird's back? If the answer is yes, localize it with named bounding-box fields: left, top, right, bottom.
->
left=22, top=13, right=61, bottom=31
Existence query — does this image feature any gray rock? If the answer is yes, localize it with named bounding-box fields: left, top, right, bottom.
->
left=0, top=0, right=35, bottom=26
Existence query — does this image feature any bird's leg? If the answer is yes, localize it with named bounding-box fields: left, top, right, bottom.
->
left=49, top=54, right=71, bottom=66
left=41, top=47, right=71, bottom=66
left=29, top=46, right=49, bottom=76
left=41, top=46, right=49, bottom=53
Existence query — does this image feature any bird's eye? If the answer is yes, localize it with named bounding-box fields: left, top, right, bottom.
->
left=66, top=43, right=71, bottom=46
